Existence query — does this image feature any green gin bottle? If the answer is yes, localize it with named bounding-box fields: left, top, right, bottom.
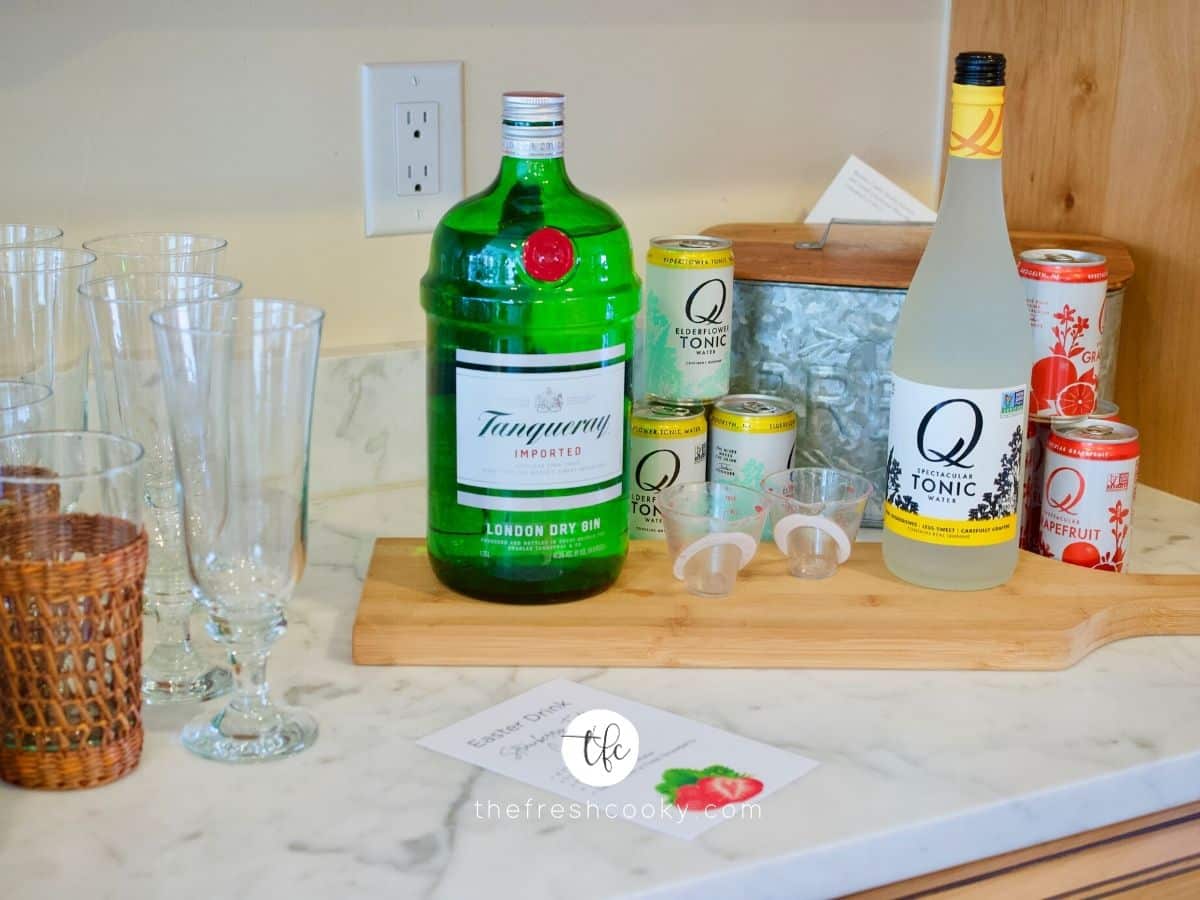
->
left=421, top=92, right=640, bottom=603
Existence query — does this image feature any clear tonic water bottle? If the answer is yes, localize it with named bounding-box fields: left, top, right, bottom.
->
left=421, top=92, right=640, bottom=602
left=882, top=53, right=1032, bottom=590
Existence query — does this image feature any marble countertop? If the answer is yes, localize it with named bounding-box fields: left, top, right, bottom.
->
left=5, top=484, right=1200, bottom=900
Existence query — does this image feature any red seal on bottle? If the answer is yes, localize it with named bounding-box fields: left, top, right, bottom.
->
left=522, top=227, right=575, bottom=282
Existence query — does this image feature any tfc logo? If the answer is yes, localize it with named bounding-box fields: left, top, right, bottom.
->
left=1046, top=466, right=1086, bottom=514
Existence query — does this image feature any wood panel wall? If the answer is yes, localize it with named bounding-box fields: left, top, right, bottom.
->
left=950, top=0, right=1200, bottom=501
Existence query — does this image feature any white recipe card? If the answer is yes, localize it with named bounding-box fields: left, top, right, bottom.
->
left=805, top=153, right=937, bottom=224
left=418, top=678, right=818, bottom=839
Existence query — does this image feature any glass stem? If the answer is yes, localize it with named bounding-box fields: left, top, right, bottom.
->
left=227, top=645, right=272, bottom=715
left=144, top=595, right=207, bottom=685
left=154, top=599, right=194, bottom=653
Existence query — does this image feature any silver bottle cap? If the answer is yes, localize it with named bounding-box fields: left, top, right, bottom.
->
left=502, top=91, right=564, bottom=125
left=502, top=92, right=564, bottom=159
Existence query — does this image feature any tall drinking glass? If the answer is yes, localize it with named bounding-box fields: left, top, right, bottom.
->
left=0, top=225, right=64, bottom=249
left=83, top=274, right=243, bottom=704
left=152, top=298, right=324, bottom=762
left=83, top=233, right=227, bottom=277
left=0, top=432, right=147, bottom=790
left=0, top=248, right=96, bottom=430
left=0, top=381, right=53, bottom=436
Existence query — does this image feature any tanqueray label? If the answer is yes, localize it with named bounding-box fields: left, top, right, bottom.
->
left=455, top=345, right=625, bottom=512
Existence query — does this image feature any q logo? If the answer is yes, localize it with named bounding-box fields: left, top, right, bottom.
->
left=683, top=278, right=727, bottom=325
left=1046, top=466, right=1086, bottom=513
left=634, top=449, right=681, bottom=493
left=916, top=399, right=984, bottom=469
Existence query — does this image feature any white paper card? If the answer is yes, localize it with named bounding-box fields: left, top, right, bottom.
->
left=418, top=678, right=819, bottom=839
left=805, top=154, right=937, bottom=224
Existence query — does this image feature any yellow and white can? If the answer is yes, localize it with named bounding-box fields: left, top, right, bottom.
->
left=709, top=394, right=797, bottom=490
left=643, top=235, right=734, bottom=404
left=629, top=402, right=708, bottom=539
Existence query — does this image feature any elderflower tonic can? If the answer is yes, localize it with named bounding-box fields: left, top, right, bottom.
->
left=629, top=402, right=708, bottom=539
left=643, top=236, right=734, bottom=404
left=709, top=394, right=796, bottom=490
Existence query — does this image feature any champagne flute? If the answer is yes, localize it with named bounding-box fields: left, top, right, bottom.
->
left=152, top=297, right=324, bottom=761
left=0, top=248, right=96, bottom=430
left=83, top=273, right=243, bottom=705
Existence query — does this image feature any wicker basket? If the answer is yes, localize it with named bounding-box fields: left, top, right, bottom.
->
left=0, top=466, right=61, bottom=524
left=0, top=513, right=149, bottom=790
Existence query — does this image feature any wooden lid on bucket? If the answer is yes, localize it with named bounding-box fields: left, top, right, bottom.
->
left=701, top=222, right=1134, bottom=290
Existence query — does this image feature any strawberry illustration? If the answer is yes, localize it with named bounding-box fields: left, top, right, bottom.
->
left=673, top=782, right=713, bottom=811
left=697, top=775, right=764, bottom=805
left=656, top=765, right=764, bottom=810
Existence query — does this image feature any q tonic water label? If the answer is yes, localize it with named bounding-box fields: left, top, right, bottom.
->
left=629, top=403, right=708, bottom=539
left=643, top=236, right=734, bottom=404
left=884, top=376, right=1027, bottom=546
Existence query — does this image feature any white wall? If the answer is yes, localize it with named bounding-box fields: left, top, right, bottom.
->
left=0, top=0, right=947, bottom=349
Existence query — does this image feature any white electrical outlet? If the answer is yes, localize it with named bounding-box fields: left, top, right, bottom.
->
left=361, top=61, right=463, bottom=236
left=396, top=102, right=440, bottom=196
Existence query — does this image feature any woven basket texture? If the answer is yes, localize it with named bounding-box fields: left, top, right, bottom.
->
left=0, top=499, right=148, bottom=790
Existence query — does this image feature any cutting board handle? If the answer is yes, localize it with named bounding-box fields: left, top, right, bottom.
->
left=1108, top=573, right=1200, bottom=638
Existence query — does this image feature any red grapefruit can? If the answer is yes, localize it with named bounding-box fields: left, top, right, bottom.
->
left=1020, top=414, right=1083, bottom=552
left=1039, top=419, right=1139, bottom=572
left=1020, top=249, right=1109, bottom=418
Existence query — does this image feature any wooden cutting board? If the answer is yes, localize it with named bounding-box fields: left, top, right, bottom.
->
left=351, top=540, right=1200, bottom=670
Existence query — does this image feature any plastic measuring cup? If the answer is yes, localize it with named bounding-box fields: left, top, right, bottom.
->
left=656, top=481, right=767, bottom=598
left=760, top=468, right=874, bottom=579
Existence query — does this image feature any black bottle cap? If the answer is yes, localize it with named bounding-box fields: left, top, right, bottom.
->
left=955, top=52, right=1006, bottom=86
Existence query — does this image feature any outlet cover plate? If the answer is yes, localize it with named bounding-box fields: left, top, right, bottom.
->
left=361, top=61, right=463, bottom=236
